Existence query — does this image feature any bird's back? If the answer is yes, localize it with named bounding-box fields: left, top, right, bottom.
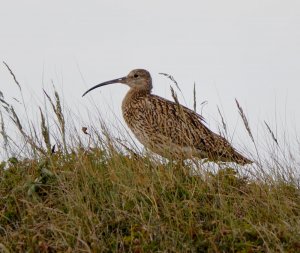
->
left=122, top=89, right=251, bottom=165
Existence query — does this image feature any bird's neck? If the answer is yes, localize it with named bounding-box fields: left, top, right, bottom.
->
left=122, top=88, right=150, bottom=111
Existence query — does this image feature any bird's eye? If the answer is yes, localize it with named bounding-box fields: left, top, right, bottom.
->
left=134, top=74, right=139, bottom=78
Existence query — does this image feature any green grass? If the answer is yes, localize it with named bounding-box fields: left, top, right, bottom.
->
left=0, top=64, right=300, bottom=252
left=1, top=150, right=300, bottom=252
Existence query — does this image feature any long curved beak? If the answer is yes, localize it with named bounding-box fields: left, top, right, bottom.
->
left=82, top=76, right=126, bottom=97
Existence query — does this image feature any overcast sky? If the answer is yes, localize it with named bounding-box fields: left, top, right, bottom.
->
left=0, top=0, right=300, bottom=159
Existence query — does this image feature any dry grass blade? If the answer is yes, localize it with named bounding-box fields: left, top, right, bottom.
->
left=200, top=100, right=208, bottom=116
left=170, top=86, right=179, bottom=105
left=264, top=121, right=279, bottom=146
left=43, top=89, right=67, bottom=152
left=31, top=121, right=41, bottom=148
left=0, top=109, right=9, bottom=156
left=235, top=99, right=254, bottom=143
left=54, top=90, right=65, bottom=133
left=9, top=106, right=23, bottom=131
left=159, top=72, right=188, bottom=106
left=12, top=97, right=22, bottom=104
left=9, top=105, right=46, bottom=155
left=40, top=107, right=52, bottom=154
left=3, top=61, right=21, bottom=91
left=217, top=106, right=227, bottom=136
left=170, top=85, right=188, bottom=124
left=43, top=89, right=56, bottom=113
left=3, top=63, right=34, bottom=144
left=115, top=138, right=140, bottom=159
left=193, top=82, right=197, bottom=113
left=54, top=90, right=66, bottom=152
left=0, top=98, right=9, bottom=107
left=159, top=72, right=181, bottom=92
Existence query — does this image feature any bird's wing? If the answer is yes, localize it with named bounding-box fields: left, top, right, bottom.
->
left=142, top=94, right=216, bottom=152
left=128, top=94, right=251, bottom=164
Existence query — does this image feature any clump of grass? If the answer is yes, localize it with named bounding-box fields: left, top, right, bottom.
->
left=0, top=66, right=299, bottom=252
left=39, top=107, right=52, bottom=155
left=1, top=148, right=300, bottom=252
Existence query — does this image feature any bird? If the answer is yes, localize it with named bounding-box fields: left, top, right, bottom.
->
left=83, top=69, right=252, bottom=165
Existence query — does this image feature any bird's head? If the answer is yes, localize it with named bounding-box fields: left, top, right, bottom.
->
left=82, top=69, right=152, bottom=97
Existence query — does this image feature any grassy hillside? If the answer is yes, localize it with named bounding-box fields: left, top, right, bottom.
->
left=1, top=66, right=300, bottom=252
left=1, top=147, right=300, bottom=252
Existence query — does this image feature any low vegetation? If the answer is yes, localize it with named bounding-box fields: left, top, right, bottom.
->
left=0, top=64, right=299, bottom=252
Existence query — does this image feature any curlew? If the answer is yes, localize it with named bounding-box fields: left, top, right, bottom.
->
left=83, top=69, right=252, bottom=165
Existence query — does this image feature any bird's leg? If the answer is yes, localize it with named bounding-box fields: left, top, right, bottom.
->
left=178, top=159, right=186, bottom=167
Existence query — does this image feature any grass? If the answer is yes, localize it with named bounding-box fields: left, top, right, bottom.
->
left=0, top=64, right=300, bottom=252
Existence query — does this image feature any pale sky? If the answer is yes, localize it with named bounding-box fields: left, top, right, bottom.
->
left=0, top=0, right=300, bottom=160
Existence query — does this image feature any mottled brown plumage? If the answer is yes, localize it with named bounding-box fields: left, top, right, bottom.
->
left=83, top=69, right=252, bottom=165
